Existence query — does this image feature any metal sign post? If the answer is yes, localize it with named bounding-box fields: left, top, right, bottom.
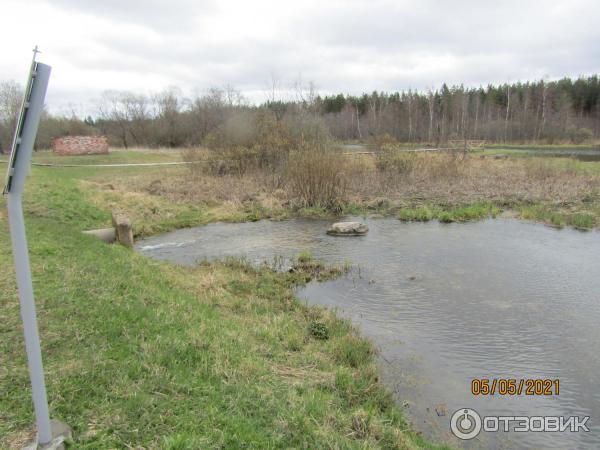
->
left=3, top=50, right=68, bottom=449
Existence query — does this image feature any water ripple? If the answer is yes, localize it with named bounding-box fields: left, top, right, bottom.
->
left=136, top=217, right=600, bottom=449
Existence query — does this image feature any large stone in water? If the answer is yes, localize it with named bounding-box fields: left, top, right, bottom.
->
left=327, top=221, right=368, bottom=236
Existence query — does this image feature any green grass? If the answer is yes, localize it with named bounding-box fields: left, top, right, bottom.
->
left=0, top=158, right=448, bottom=448
left=571, top=212, right=595, bottom=229
left=30, top=148, right=183, bottom=165
left=517, top=205, right=598, bottom=230
left=398, top=202, right=499, bottom=223
left=397, top=201, right=600, bottom=230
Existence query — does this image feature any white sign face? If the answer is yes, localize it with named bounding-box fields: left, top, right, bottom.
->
left=3, top=61, right=37, bottom=194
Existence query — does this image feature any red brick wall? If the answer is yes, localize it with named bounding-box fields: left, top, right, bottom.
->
left=52, top=136, right=109, bottom=155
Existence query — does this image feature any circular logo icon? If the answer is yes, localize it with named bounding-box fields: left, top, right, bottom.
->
left=450, top=408, right=482, bottom=440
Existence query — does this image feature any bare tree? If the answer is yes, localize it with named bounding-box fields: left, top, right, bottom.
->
left=537, top=80, right=548, bottom=142
left=265, top=71, right=281, bottom=103
left=504, top=84, right=511, bottom=142
left=153, top=87, right=186, bottom=147
left=0, top=81, right=23, bottom=152
left=427, top=89, right=435, bottom=143
left=97, top=91, right=147, bottom=148
left=406, top=90, right=413, bottom=142
left=473, top=90, right=480, bottom=139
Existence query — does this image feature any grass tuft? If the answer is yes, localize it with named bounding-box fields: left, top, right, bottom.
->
left=309, top=322, right=330, bottom=340
left=398, top=202, right=499, bottom=223
left=333, top=335, right=374, bottom=368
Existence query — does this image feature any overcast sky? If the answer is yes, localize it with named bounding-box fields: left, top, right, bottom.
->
left=2, top=0, right=599, bottom=115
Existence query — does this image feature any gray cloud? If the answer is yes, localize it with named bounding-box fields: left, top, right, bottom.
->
left=2, top=0, right=599, bottom=114
left=47, top=0, right=215, bottom=31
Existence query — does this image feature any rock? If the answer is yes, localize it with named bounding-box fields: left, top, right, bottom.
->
left=111, top=210, right=134, bottom=248
left=22, top=419, right=72, bottom=450
left=327, top=221, right=368, bottom=236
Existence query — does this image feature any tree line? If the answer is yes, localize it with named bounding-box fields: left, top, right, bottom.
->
left=1, top=75, right=599, bottom=152
left=319, top=77, right=600, bottom=144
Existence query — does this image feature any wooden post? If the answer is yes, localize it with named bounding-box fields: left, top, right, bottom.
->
left=111, top=211, right=134, bottom=247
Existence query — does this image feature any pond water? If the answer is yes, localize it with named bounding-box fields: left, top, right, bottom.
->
left=342, top=142, right=600, bottom=161
left=490, top=148, right=600, bottom=162
left=136, top=218, right=600, bottom=449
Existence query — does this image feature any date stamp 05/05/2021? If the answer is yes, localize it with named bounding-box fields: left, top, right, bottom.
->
left=448, top=379, right=591, bottom=440
left=470, top=378, right=560, bottom=396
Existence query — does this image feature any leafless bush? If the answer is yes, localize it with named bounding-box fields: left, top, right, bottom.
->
left=419, top=152, right=464, bottom=180
left=523, top=158, right=579, bottom=180
left=285, top=148, right=347, bottom=210
left=375, top=145, right=468, bottom=189
left=375, top=145, right=418, bottom=175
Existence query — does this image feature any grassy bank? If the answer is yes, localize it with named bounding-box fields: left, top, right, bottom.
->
left=0, top=155, right=448, bottom=448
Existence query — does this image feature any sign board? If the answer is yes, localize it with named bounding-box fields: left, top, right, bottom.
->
left=4, top=51, right=54, bottom=447
left=3, top=60, right=38, bottom=194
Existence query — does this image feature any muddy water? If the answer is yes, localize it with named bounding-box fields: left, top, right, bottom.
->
left=136, top=218, right=600, bottom=449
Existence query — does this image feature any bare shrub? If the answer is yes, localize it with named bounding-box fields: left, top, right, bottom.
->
left=194, top=108, right=334, bottom=176
left=182, top=146, right=256, bottom=177
left=524, top=159, right=561, bottom=180
left=344, top=155, right=377, bottom=196
left=181, top=146, right=207, bottom=168
left=375, top=147, right=468, bottom=191
left=568, top=127, right=594, bottom=144
left=285, top=149, right=347, bottom=210
left=372, top=133, right=398, bottom=148
left=375, top=146, right=418, bottom=175
left=420, top=152, right=464, bottom=180
left=201, top=111, right=266, bottom=175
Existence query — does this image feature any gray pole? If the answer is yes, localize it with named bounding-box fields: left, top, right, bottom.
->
left=5, top=59, right=52, bottom=445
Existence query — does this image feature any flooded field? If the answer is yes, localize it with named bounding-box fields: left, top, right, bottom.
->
left=136, top=218, right=600, bottom=449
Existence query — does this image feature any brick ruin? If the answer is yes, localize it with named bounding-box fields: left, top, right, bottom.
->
left=51, top=135, right=109, bottom=155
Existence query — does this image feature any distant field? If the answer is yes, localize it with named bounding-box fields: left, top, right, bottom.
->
left=29, top=148, right=184, bottom=165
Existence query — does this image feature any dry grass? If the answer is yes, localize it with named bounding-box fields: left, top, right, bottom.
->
left=366, top=153, right=599, bottom=207
left=270, top=363, right=335, bottom=386
left=81, top=148, right=600, bottom=228
left=1, top=426, right=36, bottom=449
